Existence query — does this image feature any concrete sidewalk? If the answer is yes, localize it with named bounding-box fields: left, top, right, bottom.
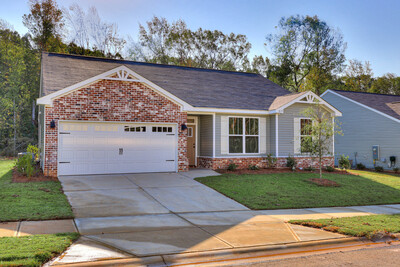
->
left=2, top=203, right=399, bottom=238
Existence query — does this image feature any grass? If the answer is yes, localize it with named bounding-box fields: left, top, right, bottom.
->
left=195, top=170, right=400, bottom=209
left=0, top=233, right=79, bottom=266
left=290, top=214, right=400, bottom=238
left=0, top=159, right=73, bottom=221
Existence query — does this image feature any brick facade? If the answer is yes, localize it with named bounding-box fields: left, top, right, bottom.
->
left=198, top=156, right=334, bottom=170
left=43, top=79, right=188, bottom=177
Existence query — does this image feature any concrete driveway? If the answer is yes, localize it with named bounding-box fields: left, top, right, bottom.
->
left=58, top=170, right=346, bottom=259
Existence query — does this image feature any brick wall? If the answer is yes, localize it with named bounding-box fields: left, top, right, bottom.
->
left=43, top=79, right=188, bottom=177
left=198, top=156, right=334, bottom=170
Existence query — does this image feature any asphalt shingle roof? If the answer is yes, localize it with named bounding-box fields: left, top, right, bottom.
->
left=41, top=52, right=291, bottom=110
left=331, top=90, right=400, bottom=120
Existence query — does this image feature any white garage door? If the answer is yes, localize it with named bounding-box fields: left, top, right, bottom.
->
left=58, top=122, right=177, bottom=176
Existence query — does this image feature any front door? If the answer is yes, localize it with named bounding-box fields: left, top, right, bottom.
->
left=187, top=124, right=196, bottom=166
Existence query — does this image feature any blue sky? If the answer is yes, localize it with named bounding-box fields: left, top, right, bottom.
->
left=1, top=0, right=399, bottom=76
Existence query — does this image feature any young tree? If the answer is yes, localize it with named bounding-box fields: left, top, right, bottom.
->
left=22, top=0, right=64, bottom=51
left=266, top=15, right=346, bottom=93
left=301, top=104, right=341, bottom=179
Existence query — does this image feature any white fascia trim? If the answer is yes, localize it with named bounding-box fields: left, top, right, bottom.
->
left=185, top=106, right=271, bottom=115
left=276, top=91, right=342, bottom=117
left=322, top=90, right=400, bottom=124
left=36, top=65, right=193, bottom=110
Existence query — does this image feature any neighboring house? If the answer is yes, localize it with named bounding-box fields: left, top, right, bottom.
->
left=322, top=89, right=400, bottom=169
left=37, top=52, right=341, bottom=177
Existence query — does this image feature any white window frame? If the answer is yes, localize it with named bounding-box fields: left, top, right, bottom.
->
left=228, top=116, right=260, bottom=154
left=299, top=117, right=312, bottom=154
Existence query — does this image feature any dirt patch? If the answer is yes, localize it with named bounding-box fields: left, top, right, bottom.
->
left=308, top=178, right=341, bottom=187
left=217, top=168, right=351, bottom=175
left=12, top=168, right=58, bottom=183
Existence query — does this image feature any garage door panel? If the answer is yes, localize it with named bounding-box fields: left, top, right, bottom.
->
left=58, top=122, right=177, bottom=175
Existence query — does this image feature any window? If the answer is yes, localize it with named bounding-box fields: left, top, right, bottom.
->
left=300, top=119, right=312, bottom=153
left=187, top=127, right=193, bottom=137
left=152, top=126, right=173, bottom=133
left=124, top=126, right=146, bottom=132
left=229, top=117, right=259, bottom=154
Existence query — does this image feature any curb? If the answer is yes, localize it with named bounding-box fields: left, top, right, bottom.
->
left=52, top=236, right=362, bottom=266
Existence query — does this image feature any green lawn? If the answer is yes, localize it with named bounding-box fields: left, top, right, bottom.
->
left=290, top=214, right=400, bottom=238
left=0, top=159, right=73, bottom=221
left=0, top=233, right=79, bottom=266
left=195, top=170, right=400, bottom=209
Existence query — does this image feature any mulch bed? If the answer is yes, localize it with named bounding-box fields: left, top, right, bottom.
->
left=216, top=168, right=351, bottom=175
left=307, top=178, right=341, bottom=187
left=12, top=168, right=58, bottom=183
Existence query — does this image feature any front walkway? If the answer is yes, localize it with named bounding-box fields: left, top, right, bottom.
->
left=3, top=169, right=398, bottom=266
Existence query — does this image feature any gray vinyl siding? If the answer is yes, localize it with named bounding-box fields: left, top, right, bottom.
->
left=199, top=115, right=213, bottom=157
left=276, top=103, right=333, bottom=157
left=323, top=92, right=400, bottom=169
left=215, top=114, right=271, bottom=157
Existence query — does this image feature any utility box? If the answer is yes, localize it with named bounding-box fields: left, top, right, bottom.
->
left=372, top=145, right=380, bottom=160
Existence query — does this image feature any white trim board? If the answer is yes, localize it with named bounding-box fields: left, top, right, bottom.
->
left=321, top=89, right=400, bottom=124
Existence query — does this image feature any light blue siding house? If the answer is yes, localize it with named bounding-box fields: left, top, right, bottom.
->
left=322, top=89, right=400, bottom=169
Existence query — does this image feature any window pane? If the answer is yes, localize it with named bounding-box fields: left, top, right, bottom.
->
left=229, top=118, right=243, bottom=135
left=245, top=136, right=258, bottom=153
left=301, top=119, right=312, bottom=135
left=229, top=136, right=243, bottom=153
left=301, top=136, right=312, bottom=153
left=245, top=118, right=259, bottom=135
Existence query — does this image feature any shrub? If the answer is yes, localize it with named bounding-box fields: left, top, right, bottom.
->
left=27, top=144, right=40, bottom=161
left=374, top=166, right=384, bottom=172
left=286, top=156, right=297, bottom=170
left=227, top=163, right=238, bottom=171
left=393, top=167, right=399, bottom=173
left=338, top=155, right=351, bottom=169
left=356, top=163, right=366, bottom=170
left=304, top=166, right=315, bottom=171
left=16, top=154, right=35, bottom=177
left=248, top=164, right=259, bottom=170
left=265, top=154, right=277, bottom=168
left=325, top=166, right=335, bottom=172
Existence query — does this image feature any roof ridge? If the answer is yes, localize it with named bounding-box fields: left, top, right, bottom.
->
left=43, top=52, right=261, bottom=76
left=332, top=89, right=400, bottom=97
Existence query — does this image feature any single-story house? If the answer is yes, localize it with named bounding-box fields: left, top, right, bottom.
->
left=321, top=89, right=400, bottom=169
left=37, top=52, right=341, bottom=177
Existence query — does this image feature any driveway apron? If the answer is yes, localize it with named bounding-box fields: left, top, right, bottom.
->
left=58, top=171, right=345, bottom=258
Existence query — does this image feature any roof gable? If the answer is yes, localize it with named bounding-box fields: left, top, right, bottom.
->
left=322, top=89, right=400, bottom=122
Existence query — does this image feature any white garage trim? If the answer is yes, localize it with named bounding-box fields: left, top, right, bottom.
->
left=57, top=120, right=178, bottom=175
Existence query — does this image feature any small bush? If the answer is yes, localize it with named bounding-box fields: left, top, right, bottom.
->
left=286, top=156, right=297, bottom=170
left=265, top=154, right=277, bottom=168
left=248, top=164, right=259, bottom=170
left=374, top=166, right=384, bottom=172
left=325, top=166, right=335, bottom=172
left=227, top=163, right=238, bottom=171
left=27, top=144, right=40, bottom=161
left=304, top=166, right=315, bottom=171
left=356, top=163, right=366, bottom=170
left=15, top=154, right=35, bottom=177
left=393, top=167, right=399, bottom=173
left=338, top=155, right=351, bottom=169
